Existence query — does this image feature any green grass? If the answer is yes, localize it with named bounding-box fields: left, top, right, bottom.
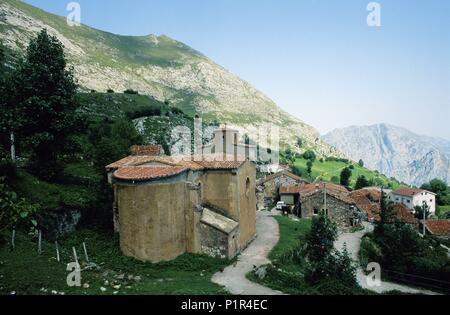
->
left=269, top=216, right=311, bottom=262
left=0, top=230, right=230, bottom=295
left=9, top=171, right=95, bottom=212
left=293, top=158, right=403, bottom=190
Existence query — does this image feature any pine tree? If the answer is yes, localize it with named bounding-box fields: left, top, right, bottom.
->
left=340, top=167, right=352, bottom=187
left=11, top=29, right=81, bottom=179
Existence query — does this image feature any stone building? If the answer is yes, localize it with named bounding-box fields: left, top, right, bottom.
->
left=282, top=182, right=363, bottom=232
left=257, top=171, right=308, bottom=208
left=106, top=150, right=256, bottom=263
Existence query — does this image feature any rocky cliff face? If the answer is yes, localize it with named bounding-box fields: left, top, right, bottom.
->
left=0, top=0, right=342, bottom=157
left=322, top=124, right=450, bottom=186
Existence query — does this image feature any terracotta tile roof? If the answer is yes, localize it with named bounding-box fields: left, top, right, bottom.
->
left=130, top=145, right=163, bottom=156
left=350, top=189, right=381, bottom=221
left=108, top=153, right=248, bottom=181
left=391, top=204, right=419, bottom=225
left=421, top=220, right=450, bottom=237
left=114, top=167, right=187, bottom=181
left=259, top=170, right=309, bottom=185
left=392, top=187, right=426, bottom=197
left=281, top=182, right=353, bottom=205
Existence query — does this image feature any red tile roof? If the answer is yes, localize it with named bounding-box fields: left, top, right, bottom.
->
left=280, top=182, right=353, bottom=204
left=350, top=189, right=381, bottom=221
left=421, top=220, right=450, bottom=237
left=392, top=188, right=425, bottom=197
left=114, top=167, right=187, bottom=181
left=108, top=153, right=248, bottom=181
left=391, top=204, right=419, bottom=225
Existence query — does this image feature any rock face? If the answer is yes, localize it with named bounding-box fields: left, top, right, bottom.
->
left=322, top=124, right=450, bottom=186
left=0, top=0, right=341, bottom=157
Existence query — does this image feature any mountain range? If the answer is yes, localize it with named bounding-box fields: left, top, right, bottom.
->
left=0, top=0, right=341, bottom=157
left=322, top=124, right=450, bottom=186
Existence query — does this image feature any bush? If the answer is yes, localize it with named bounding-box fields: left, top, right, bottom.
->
left=124, top=89, right=138, bottom=95
left=303, top=150, right=316, bottom=162
left=107, top=89, right=114, bottom=93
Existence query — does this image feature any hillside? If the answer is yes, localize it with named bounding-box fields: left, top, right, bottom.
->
left=292, top=156, right=403, bottom=190
left=322, top=124, right=450, bottom=186
left=0, top=0, right=341, bottom=157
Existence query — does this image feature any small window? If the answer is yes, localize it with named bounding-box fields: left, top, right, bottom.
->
left=430, top=199, right=433, bottom=203
left=313, top=208, right=319, bottom=215
left=245, top=177, right=251, bottom=197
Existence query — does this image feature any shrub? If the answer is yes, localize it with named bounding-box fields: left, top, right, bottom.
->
left=124, top=89, right=138, bottom=95
left=107, top=89, right=114, bottom=93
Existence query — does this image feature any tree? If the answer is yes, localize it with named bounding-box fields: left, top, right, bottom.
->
left=303, top=150, right=316, bottom=162
left=355, top=175, right=370, bottom=190
left=305, top=215, right=337, bottom=263
left=296, top=137, right=303, bottom=148
left=340, top=167, right=352, bottom=187
left=375, top=190, right=395, bottom=236
left=304, top=215, right=356, bottom=286
left=10, top=29, right=81, bottom=179
left=358, top=159, right=364, bottom=167
left=421, top=178, right=450, bottom=206
left=0, top=177, right=38, bottom=235
left=306, top=160, right=313, bottom=177
left=414, top=203, right=431, bottom=220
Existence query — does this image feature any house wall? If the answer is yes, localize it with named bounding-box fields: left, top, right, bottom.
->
left=300, top=193, right=356, bottom=232
left=199, top=223, right=239, bottom=258
left=237, top=161, right=257, bottom=248
left=201, top=171, right=239, bottom=221
left=263, top=176, right=301, bottom=199
left=413, top=192, right=436, bottom=214
left=389, top=192, right=436, bottom=214
left=116, top=179, right=187, bottom=263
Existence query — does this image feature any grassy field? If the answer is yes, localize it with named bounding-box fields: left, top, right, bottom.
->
left=0, top=230, right=230, bottom=295
left=293, top=158, right=403, bottom=190
left=269, top=216, right=311, bottom=262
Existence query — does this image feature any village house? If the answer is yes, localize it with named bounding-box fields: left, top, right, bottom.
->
left=105, top=142, right=257, bottom=263
left=281, top=182, right=363, bottom=232
left=349, top=188, right=382, bottom=222
left=388, top=188, right=436, bottom=215
left=350, top=188, right=419, bottom=226
left=420, top=220, right=450, bottom=240
left=257, top=170, right=309, bottom=208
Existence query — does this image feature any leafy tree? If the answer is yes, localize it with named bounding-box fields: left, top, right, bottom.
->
left=303, top=150, right=316, bottom=162
left=0, top=177, right=38, bottom=235
left=9, top=29, right=81, bottom=179
left=304, top=215, right=356, bottom=286
left=306, top=160, right=313, bottom=177
left=414, top=203, right=431, bottom=220
left=358, top=159, right=364, bottom=167
left=305, top=215, right=337, bottom=263
left=355, top=175, right=370, bottom=190
left=330, top=176, right=340, bottom=184
left=375, top=190, right=395, bottom=236
left=340, top=167, right=352, bottom=187
left=296, top=137, right=303, bottom=148
left=421, top=178, right=450, bottom=206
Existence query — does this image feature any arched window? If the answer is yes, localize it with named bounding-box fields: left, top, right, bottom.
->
left=245, top=177, right=251, bottom=197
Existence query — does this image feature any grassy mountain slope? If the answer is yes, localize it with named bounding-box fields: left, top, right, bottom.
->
left=0, top=0, right=341, bottom=156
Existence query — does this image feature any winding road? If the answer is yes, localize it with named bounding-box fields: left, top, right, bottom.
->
left=334, top=223, right=439, bottom=295
left=211, top=210, right=285, bottom=295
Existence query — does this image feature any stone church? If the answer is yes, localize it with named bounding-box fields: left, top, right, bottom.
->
left=106, top=129, right=256, bottom=262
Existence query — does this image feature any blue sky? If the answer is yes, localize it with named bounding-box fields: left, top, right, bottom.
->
left=25, top=0, right=450, bottom=139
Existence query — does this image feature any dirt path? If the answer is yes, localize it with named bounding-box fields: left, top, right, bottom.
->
left=334, top=223, right=439, bottom=295
left=211, top=210, right=285, bottom=295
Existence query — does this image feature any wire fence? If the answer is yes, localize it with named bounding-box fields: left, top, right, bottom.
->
left=384, top=269, right=450, bottom=293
